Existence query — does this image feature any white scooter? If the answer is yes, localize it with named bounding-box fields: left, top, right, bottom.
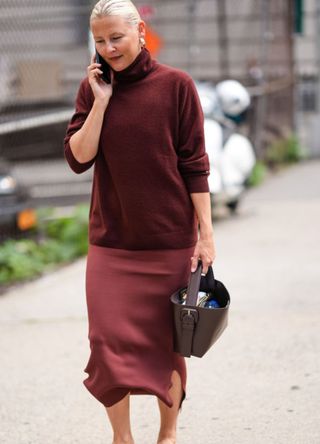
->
left=196, top=80, right=256, bottom=212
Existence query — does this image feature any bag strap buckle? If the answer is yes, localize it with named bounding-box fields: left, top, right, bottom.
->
left=180, top=308, right=199, bottom=325
left=179, top=308, right=199, bottom=357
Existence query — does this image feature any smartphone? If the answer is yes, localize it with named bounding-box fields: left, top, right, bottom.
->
left=95, top=50, right=111, bottom=84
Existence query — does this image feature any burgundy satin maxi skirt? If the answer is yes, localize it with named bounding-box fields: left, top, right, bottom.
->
left=84, top=243, right=195, bottom=410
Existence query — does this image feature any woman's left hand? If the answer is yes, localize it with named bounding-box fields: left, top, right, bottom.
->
left=191, top=236, right=216, bottom=274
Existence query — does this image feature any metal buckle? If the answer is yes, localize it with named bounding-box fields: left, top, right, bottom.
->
left=180, top=307, right=199, bottom=323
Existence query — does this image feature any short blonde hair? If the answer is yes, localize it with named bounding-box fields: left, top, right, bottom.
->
left=90, top=0, right=141, bottom=27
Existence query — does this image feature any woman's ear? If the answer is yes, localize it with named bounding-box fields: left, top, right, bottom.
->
left=138, top=20, right=146, bottom=39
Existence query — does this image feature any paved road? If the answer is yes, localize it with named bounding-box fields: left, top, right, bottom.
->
left=0, top=160, right=319, bottom=444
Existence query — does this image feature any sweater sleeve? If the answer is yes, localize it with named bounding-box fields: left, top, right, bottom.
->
left=63, top=78, right=96, bottom=174
left=177, top=77, right=210, bottom=193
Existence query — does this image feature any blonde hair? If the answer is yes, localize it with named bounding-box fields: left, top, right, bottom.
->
left=90, top=0, right=141, bottom=27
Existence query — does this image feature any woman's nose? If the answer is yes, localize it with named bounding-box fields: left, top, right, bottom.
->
left=105, top=40, right=116, bottom=53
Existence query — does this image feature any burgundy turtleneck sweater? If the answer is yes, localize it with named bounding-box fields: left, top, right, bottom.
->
left=64, top=48, right=210, bottom=250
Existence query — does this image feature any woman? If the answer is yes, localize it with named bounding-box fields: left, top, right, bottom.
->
left=64, top=1, right=216, bottom=443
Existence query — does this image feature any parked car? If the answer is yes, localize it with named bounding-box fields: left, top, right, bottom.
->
left=0, top=160, right=37, bottom=239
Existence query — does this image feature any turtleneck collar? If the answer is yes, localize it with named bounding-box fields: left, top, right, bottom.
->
left=113, top=47, right=155, bottom=84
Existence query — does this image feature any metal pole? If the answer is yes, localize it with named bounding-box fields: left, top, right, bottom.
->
left=316, top=1, right=320, bottom=114
left=216, top=0, right=229, bottom=78
left=253, top=0, right=269, bottom=160
left=286, top=0, right=295, bottom=131
left=187, top=0, right=197, bottom=76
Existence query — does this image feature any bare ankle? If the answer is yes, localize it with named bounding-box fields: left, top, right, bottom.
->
left=112, top=434, right=134, bottom=444
left=157, top=431, right=176, bottom=444
left=157, top=439, right=176, bottom=444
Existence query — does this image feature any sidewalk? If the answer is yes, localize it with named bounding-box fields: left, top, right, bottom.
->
left=0, top=160, right=319, bottom=444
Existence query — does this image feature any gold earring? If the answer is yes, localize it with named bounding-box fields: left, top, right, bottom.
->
left=139, top=37, right=146, bottom=48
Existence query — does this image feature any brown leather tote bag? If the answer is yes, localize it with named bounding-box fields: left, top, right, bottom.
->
left=170, top=260, right=230, bottom=358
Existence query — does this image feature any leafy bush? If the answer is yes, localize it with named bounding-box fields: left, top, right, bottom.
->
left=247, top=161, right=267, bottom=187
left=0, top=204, right=89, bottom=286
left=0, top=240, right=45, bottom=283
left=40, top=205, right=89, bottom=258
left=265, top=134, right=303, bottom=166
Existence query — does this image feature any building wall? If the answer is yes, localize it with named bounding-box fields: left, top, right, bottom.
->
left=293, top=0, right=320, bottom=156
left=294, top=0, right=317, bottom=77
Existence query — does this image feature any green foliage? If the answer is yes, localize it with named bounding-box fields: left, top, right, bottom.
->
left=42, top=205, right=89, bottom=257
left=0, top=204, right=89, bottom=286
left=266, top=134, right=303, bottom=166
left=247, top=161, right=267, bottom=187
left=0, top=240, right=45, bottom=284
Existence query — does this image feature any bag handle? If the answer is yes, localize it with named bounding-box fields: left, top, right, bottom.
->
left=185, top=260, right=215, bottom=306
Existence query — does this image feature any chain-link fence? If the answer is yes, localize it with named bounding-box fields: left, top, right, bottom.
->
left=0, top=0, right=92, bottom=161
left=0, top=0, right=297, bottom=162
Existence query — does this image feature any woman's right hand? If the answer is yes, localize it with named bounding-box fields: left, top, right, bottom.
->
left=87, top=54, right=113, bottom=107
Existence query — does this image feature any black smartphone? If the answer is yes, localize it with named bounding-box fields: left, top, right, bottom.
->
left=95, top=50, right=111, bottom=84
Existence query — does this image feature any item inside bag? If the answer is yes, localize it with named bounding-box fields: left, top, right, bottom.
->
left=178, top=289, right=221, bottom=308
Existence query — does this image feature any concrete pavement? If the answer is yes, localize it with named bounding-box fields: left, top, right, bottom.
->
left=0, top=160, right=319, bottom=444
